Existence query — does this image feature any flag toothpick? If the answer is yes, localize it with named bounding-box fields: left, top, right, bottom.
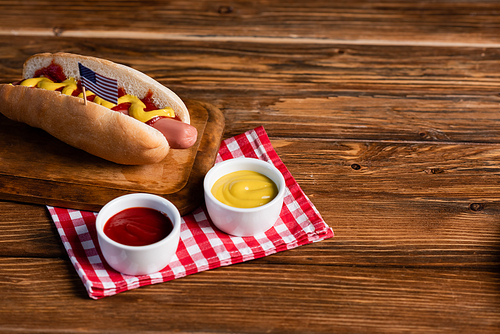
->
left=78, top=62, right=118, bottom=105
left=82, top=86, right=87, bottom=105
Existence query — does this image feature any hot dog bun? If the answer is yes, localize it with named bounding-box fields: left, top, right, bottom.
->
left=0, top=52, right=191, bottom=165
left=23, top=52, right=190, bottom=124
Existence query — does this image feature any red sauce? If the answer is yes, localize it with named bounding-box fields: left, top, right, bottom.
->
left=26, top=63, right=182, bottom=120
left=111, top=102, right=131, bottom=112
left=33, top=61, right=67, bottom=83
left=111, top=90, right=161, bottom=113
left=103, top=207, right=173, bottom=247
left=145, top=116, right=163, bottom=126
left=142, top=91, right=158, bottom=111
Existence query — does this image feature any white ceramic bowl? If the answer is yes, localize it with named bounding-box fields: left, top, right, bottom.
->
left=96, top=193, right=181, bottom=276
left=204, top=157, right=286, bottom=237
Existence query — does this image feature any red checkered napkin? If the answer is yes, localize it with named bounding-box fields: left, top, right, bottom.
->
left=48, top=126, right=334, bottom=299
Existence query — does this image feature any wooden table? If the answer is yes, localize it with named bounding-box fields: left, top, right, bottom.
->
left=1, top=1, right=499, bottom=332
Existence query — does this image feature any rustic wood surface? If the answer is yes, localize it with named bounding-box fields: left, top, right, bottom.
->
left=0, top=99, right=224, bottom=215
left=0, top=1, right=499, bottom=333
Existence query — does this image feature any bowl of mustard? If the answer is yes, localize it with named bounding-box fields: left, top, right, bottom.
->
left=203, top=157, right=286, bottom=237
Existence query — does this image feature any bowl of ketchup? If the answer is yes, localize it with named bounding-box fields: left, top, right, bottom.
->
left=204, top=157, right=286, bottom=237
left=96, top=193, right=181, bottom=276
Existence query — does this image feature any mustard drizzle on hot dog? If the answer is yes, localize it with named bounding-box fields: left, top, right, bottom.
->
left=19, top=77, right=175, bottom=123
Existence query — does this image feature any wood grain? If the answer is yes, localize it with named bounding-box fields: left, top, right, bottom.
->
left=0, top=99, right=224, bottom=214
left=2, top=36, right=500, bottom=144
left=0, top=257, right=498, bottom=333
left=2, top=0, right=500, bottom=47
left=0, top=0, right=500, bottom=333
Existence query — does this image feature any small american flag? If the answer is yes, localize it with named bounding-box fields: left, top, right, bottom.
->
left=78, top=63, right=118, bottom=104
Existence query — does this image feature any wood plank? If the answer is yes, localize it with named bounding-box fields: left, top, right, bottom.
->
left=0, top=202, right=64, bottom=257
left=2, top=140, right=500, bottom=268
left=1, top=1, right=500, bottom=47
left=0, top=99, right=224, bottom=214
left=2, top=193, right=499, bottom=268
left=273, top=139, right=500, bottom=200
left=4, top=36, right=499, bottom=93
left=0, top=257, right=498, bottom=333
left=2, top=36, right=500, bottom=144
left=0, top=2, right=498, bottom=332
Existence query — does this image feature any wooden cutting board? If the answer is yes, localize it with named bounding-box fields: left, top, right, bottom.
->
left=0, top=99, right=225, bottom=216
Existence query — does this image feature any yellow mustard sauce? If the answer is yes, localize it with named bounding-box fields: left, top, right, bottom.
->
left=211, top=170, right=279, bottom=208
left=75, top=90, right=116, bottom=109
left=117, top=94, right=175, bottom=122
left=19, top=76, right=174, bottom=123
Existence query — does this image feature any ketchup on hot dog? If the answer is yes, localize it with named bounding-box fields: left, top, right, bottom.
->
left=19, top=62, right=198, bottom=149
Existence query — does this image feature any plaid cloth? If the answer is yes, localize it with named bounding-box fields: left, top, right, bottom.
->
left=48, top=126, right=334, bottom=299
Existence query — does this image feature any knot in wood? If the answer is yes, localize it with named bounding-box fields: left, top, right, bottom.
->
left=469, top=203, right=484, bottom=212
left=351, top=163, right=361, bottom=170
left=218, top=5, right=233, bottom=14
left=52, top=27, right=64, bottom=37
left=418, top=129, right=450, bottom=141
left=425, top=168, right=444, bottom=174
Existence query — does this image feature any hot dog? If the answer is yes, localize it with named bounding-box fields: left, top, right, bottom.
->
left=148, top=117, right=198, bottom=149
left=0, top=52, right=197, bottom=165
